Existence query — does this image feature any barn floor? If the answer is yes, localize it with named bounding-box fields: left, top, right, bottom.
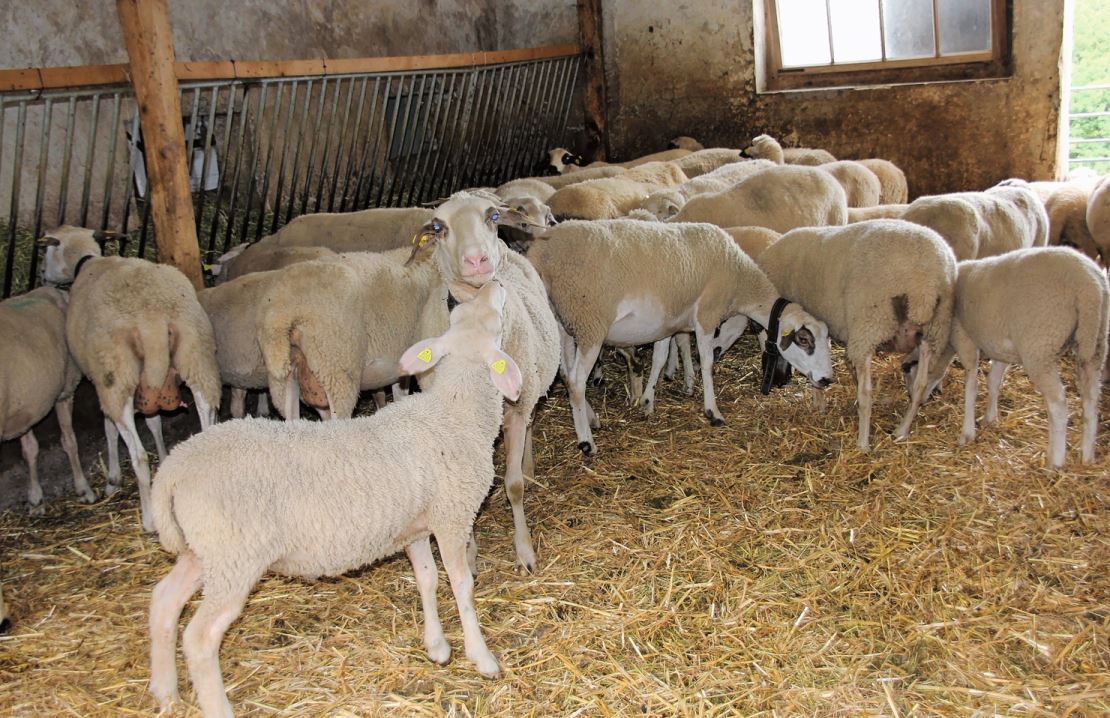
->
left=1, top=338, right=1108, bottom=717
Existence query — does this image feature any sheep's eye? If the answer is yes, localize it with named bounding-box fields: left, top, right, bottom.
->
left=515, top=205, right=525, bottom=212
left=489, top=211, right=500, bottom=223
left=431, top=222, right=443, bottom=233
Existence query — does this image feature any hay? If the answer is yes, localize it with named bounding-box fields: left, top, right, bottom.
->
left=1, top=337, right=1108, bottom=716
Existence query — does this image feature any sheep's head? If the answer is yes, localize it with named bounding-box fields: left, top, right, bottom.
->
left=669, top=136, right=704, bottom=152
left=399, top=279, right=522, bottom=401
left=39, top=225, right=113, bottom=285
left=775, top=303, right=835, bottom=389
left=741, top=135, right=784, bottom=164
left=502, top=196, right=556, bottom=232
left=639, top=188, right=686, bottom=220
left=546, top=147, right=582, bottom=175
left=406, top=192, right=533, bottom=290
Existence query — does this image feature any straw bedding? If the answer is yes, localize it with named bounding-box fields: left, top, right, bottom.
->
left=1, top=337, right=1108, bottom=716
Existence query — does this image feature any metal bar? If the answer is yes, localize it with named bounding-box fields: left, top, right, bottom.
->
left=430, top=70, right=471, bottom=200
left=56, top=95, right=77, bottom=225
left=932, top=0, right=941, bottom=58
left=254, top=81, right=286, bottom=241
left=310, top=76, right=343, bottom=212
left=183, top=87, right=201, bottom=179
left=459, top=66, right=496, bottom=189
left=1071, top=111, right=1110, bottom=119
left=193, top=84, right=221, bottom=242
left=362, top=75, right=396, bottom=208
left=299, top=77, right=330, bottom=215
left=526, top=57, right=562, bottom=175
left=1073, top=84, right=1110, bottom=92
left=237, top=82, right=271, bottom=242
left=336, top=76, right=369, bottom=212
left=1069, top=156, right=1110, bottom=163
left=349, top=76, right=383, bottom=211
left=97, top=92, right=122, bottom=232
left=534, top=58, right=570, bottom=172
left=481, top=63, right=516, bottom=186
left=326, top=76, right=357, bottom=212
left=78, top=93, right=102, bottom=227
left=284, top=78, right=314, bottom=224
left=222, top=83, right=255, bottom=253
left=503, top=60, right=541, bottom=182
left=28, top=98, right=53, bottom=289
left=469, top=65, right=504, bottom=187
left=877, top=0, right=887, bottom=62
left=495, top=62, right=532, bottom=184
left=374, top=74, right=408, bottom=207
left=1069, top=137, right=1110, bottom=144
left=412, top=71, right=453, bottom=204
left=3, top=102, right=26, bottom=298
left=269, top=79, right=300, bottom=234
left=386, top=71, right=428, bottom=206
left=138, top=175, right=154, bottom=259
left=556, top=56, right=582, bottom=148
left=398, top=72, right=441, bottom=206
left=208, top=83, right=239, bottom=254
left=514, top=58, right=556, bottom=179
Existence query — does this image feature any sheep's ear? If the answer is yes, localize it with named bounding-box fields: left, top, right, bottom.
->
left=490, top=205, right=543, bottom=231
left=485, top=348, right=522, bottom=401
left=37, top=235, right=60, bottom=248
left=404, top=222, right=443, bottom=266
left=399, top=337, right=446, bottom=375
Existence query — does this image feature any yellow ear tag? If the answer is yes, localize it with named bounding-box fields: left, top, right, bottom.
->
left=782, top=329, right=791, bottom=337
left=491, top=359, right=507, bottom=375
left=417, top=347, right=433, bottom=363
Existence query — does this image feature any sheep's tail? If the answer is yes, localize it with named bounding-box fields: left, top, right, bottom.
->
left=131, top=320, right=173, bottom=393
left=170, top=307, right=222, bottom=414
left=1075, top=271, right=1110, bottom=371
left=151, top=466, right=187, bottom=554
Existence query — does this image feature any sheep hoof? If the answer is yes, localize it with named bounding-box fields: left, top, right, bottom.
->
left=78, top=489, right=98, bottom=504
left=640, top=399, right=654, bottom=416
left=705, top=411, right=725, bottom=427
left=27, top=502, right=45, bottom=517
left=958, top=432, right=974, bottom=446
left=470, top=651, right=501, bottom=679
left=104, top=482, right=122, bottom=497
left=515, top=548, right=537, bottom=575
left=578, top=441, right=595, bottom=457
left=426, top=638, right=451, bottom=665
left=0, top=617, right=10, bottom=635
left=148, top=682, right=180, bottom=711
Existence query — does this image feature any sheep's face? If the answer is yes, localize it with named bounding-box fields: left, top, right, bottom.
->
left=503, top=196, right=556, bottom=232
left=547, top=147, right=582, bottom=175
left=777, top=304, right=834, bottom=388
left=639, top=190, right=685, bottom=220
left=741, top=135, right=782, bottom=164
left=39, top=226, right=103, bottom=285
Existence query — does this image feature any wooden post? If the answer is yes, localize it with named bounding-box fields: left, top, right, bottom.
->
left=576, top=0, right=609, bottom=163
left=116, top=0, right=203, bottom=289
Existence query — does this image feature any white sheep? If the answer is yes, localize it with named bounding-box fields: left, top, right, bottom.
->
left=672, top=148, right=746, bottom=178
left=1086, top=173, right=1110, bottom=265
left=526, top=219, right=834, bottom=455
left=819, top=160, right=882, bottom=208
left=669, top=136, right=705, bottom=151
left=548, top=161, right=689, bottom=220
left=848, top=204, right=910, bottom=223
left=638, top=159, right=776, bottom=220
left=900, top=183, right=1049, bottom=261
left=147, top=280, right=521, bottom=717
left=41, top=226, right=221, bottom=532
left=1, top=285, right=96, bottom=513
left=670, top=164, right=848, bottom=232
left=914, top=248, right=1108, bottom=468
left=540, top=164, right=628, bottom=189
left=741, top=134, right=836, bottom=166
left=857, top=158, right=909, bottom=204
left=756, top=219, right=958, bottom=451
left=495, top=177, right=556, bottom=203
left=408, top=191, right=561, bottom=572
left=545, top=147, right=692, bottom=175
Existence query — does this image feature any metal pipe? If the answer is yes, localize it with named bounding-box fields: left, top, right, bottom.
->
left=78, top=93, right=102, bottom=227
left=337, top=75, right=369, bottom=212
left=222, top=83, right=255, bottom=253
left=237, top=82, right=271, bottom=242
left=349, top=75, right=383, bottom=211
left=193, top=84, right=221, bottom=243
left=398, top=71, right=441, bottom=207
left=299, top=77, right=330, bottom=215
left=97, top=92, right=122, bottom=232
left=254, top=81, right=286, bottom=241
left=3, top=102, right=27, bottom=298
left=56, top=95, right=77, bottom=225
left=326, top=75, right=357, bottom=212
left=310, top=76, right=343, bottom=212
left=387, top=71, right=428, bottom=206
left=208, top=83, right=239, bottom=254
left=28, top=98, right=53, bottom=289
left=412, top=71, right=453, bottom=204
left=284, top=77, right=314, bottom=224
left=269, top=79, right=300, bottom=234
left=374, top=73, right=408, bottom=207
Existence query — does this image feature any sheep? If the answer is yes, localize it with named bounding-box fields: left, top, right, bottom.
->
left=214, top=245, right=335, bottom=284
left=495, top=177, right=556, bottom=203
left=548, top=161, right=689, bottom=220
left=756, top=219, right=958, bottom=451
left=857, top=158, right=909, bottom=204
left=848, top=204, right=910, bottom=223
left=540, top=164, right=628, bottom=189
left=669, top=136, right=705, bottom=151
left=147, top=280, right=521, bottom=717
left=672, top=148, right=746, bottom=178
left=526, top=219, right=835, bottom=455
left=995, top=177, right=1100, bottom=262
left=41, top=226, right=221, bottom=532
left=1085, top=173, right=1110, bottom=265
left=408, top=191, right=561, bottom=572
left=741, top=134, right=836, bottom=166
left=819, top=160, right=882, bottom=208
left=213, top=207, right=433, bottom=282
left=908, top=248, right=1107, bottom=468
left=1, top=286, right=96, bottom=514
left=638, top=159, right=776, bottom=220
left=545, top=147, right=609, bottom=174
left=901, top=183, right=1049, bottom=261
left=496, top=195, right=557, bottom=253
left=670, top=164, right=848, bottom=232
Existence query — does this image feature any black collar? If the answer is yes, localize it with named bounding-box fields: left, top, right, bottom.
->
left=73, top=254, right=95, bottom=281
left=760, top=297, right=793, bottom=395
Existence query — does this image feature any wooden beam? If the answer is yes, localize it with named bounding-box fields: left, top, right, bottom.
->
left=576, top=0, right=608, bottom=162
left=116, top=0, right=203, bottom=290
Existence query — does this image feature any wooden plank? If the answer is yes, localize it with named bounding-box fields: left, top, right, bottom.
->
left=116, top=0, right=203, bottom=290
left=576, top=0, right=608, bottom=162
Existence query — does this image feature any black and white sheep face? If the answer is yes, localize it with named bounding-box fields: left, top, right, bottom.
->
left=776, top=308, right=835, bottom=388
left=547, top=147, right=582, bottom=174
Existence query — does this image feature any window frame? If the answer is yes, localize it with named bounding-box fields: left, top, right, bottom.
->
left=758, top=0, right=1012, bottom=92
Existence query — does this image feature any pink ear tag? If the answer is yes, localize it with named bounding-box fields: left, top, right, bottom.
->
left=491, top=359, right=507, bottom=375
left=417, top=347, right=433, bottom=363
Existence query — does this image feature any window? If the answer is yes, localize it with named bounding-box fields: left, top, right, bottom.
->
left=758, top=0, right=1011, bottom=91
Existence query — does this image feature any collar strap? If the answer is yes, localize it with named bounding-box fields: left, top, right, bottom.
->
left=759, top=297, right=793, bottom=395
left=73, top=254, right=95, bottom=281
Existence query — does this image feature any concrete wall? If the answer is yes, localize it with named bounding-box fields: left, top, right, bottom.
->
left=601, top=1, right=1067, bottom=196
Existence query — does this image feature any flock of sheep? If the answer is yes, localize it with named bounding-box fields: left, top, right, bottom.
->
left=3, top=131, right=1110, bottom=716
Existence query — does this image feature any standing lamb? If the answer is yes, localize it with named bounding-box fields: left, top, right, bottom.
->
left=912, top=248, right=1108, bottom=467
left=527, top=219, right=834, bottom=455
left=41, top=226, right=221, bottom=532
left=1087, top=173, right=1110, bottom=266
left=147, top=281, right=521, bottom=717
left=856, top=159, right=909, bottom=204
left=1, top=285, right=95, bottom=513
left=819, top=160, right=882, bottom=208
left=741, top=134, right=837, bottom=166
left=757, top=220, right=957, bottom=451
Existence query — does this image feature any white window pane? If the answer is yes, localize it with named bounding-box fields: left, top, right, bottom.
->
left=938, top=0, right=992, bottom=55
left=829, top=0, right=882, bottom=63
left=777, top=0, right=832, bottom=67
left=882, top=0, right=935, bottom=59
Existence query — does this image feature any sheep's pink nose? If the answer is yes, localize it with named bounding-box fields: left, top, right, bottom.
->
left=463, top=254, right=489, bottom=271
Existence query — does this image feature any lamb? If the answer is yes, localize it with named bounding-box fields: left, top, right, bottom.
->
left=669, top=136, right=705, bottom=151
left=0, top=285, right=96, bottom=513
left=910, top=248, right=1108, bottom=468
left=670, top=164, right=848, bottom=231
left=41, top=225, right=221, bottom=532
left=756, top=219, right=958, bottom=451
left=147, top=280, right=520, bottom=717
left=741, top=134, right=837, bottom=166
left=848, top=204, right=910, bottom=223
left=1085, top=173, right=1110, bottom=265
left=526, top=219, right=835, bottom=455
left=638, top=159, right=776, bottom=220
left=408, top=191, right=561, bottom=572
left=819, top=160, right=882, bottom=208
left=857, top=159, right=909, bottom=204
left=672, top=148, right=746, bottom=178
left=548, top=161, right=689, bottom=220
left=901, top=183, right=1049, bottom=261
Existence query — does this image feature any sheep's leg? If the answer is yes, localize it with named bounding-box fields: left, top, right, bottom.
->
left=372, top=391, right=388, bottom=409
left=640, top=338, right=671, bottom=416
left=895, top=339, right=932, bottom=440
left=503, top=410, right=536, bottom=573
left=437, top=532, right=500, bottom=678
left=664, top=337, right=679, bottom=380
left=620, top=348, right=644, bottom=406
left=144, top=415, right=168, bottom=461
left=229, top=388, right=247, bottom=420
left=405, top=537, right=450, bottom=664
left=557, top=326, right=575, bottom=388
left=148, top=551, right=203, bottom=710
left=958, top=348, right=981, bottom=445
left=568, top=342, right=603, bottom=456
left=693, top=324, right=724, bottom=426
left=193, top=391, right=217, bottom=430
left=182, top=582, right=252, bottom=718
left=714, top=315, right=749, bottom=359
left=316, top=407, right=332, bottom=420
left=392, top=379, right=409, bottom=402
left=1077, top=357, right=1101, bottom=464
left=255, top=391, right=270, bottom=418
left=282, top=373, right=301, bottom=421
left=984, top=361, right=1009, bottom=425
left=810, top=386, right=827, bottom=412
left=21, top=430, right=44, bottom=516
left=852, top=353, right=875, bottom=451
left=466, top=531, right=479, bottom=576
left=523, top=422, right=535, bottom=481
left=55, top=397, right=95, bottom=504
left=1028, top=364, right=1068, bottom=469
left=104, top=417, right=122, bottom=495
left=115, top=400, right=154, bottom=532
left=677, top=333, right=695, bottom=396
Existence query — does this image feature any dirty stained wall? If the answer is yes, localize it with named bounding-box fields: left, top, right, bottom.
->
left=602, top=1, right=1066, bottom=196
